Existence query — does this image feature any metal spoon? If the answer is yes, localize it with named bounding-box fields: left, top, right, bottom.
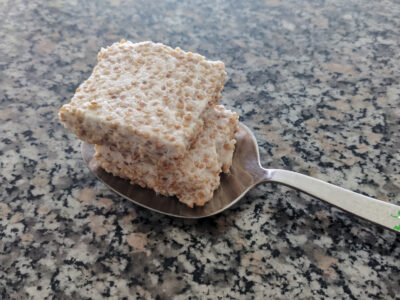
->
left=82, top=123, right=400, bottom=232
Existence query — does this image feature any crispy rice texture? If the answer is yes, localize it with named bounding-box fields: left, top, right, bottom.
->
left=59, top=40, right=226, bottom=160
left=59, top=40, right=240, bottom=207
left=94, top=105, right=238, bottom=207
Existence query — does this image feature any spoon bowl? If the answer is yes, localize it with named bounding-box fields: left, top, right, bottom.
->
left=82, top=123, right=264, bottom=218
left=82, top=123, right=400, bottom=232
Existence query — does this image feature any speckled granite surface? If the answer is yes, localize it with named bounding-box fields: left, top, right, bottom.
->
left=1, top=0, right=400, bottom=298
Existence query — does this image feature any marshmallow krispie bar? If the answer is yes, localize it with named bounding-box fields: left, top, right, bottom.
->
left=59, top=40, right=226, bottom=160
left=94, top=105, right=238, bottom=207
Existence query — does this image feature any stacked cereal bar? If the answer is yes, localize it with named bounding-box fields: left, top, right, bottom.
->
left=59, top=40, right=238, bottom=207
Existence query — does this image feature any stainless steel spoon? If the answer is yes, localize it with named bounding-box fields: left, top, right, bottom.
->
left=82, top=123, right=400, bottom=232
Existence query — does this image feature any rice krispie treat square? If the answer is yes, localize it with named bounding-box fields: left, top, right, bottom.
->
left=59, top=40, right=226, bottom=160
left=94, top=105, right=238, bottom=207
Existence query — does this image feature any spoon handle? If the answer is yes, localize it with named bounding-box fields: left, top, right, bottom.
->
left=264, top=169, right=400, bottom=233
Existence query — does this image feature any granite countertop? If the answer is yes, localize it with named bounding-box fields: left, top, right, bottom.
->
left=1, top=0, right=400, bottom=298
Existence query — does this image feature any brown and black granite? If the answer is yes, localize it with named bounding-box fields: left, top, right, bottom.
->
left=1, top=0, right=400, bottom=299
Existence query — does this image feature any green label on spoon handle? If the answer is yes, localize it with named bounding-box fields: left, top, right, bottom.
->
left=391, top=210, right=400, bottom=231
